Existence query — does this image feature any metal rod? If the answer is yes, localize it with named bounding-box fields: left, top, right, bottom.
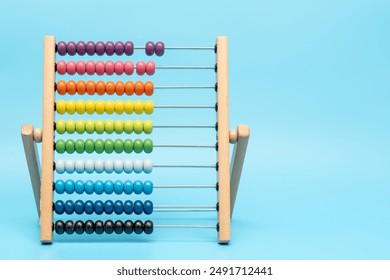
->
left=154, top=208, right=216, bottom=212
left=154, top=125, right=215, bottom=128
left=154, top=164, right=216, bottom=168
left=155, top=66, right=215, bottom=69
left=154, top=85, right=215, bottom=89
left=154, top=185, right=216, bottom=189
left=154, top=105, right=215, bottom=109
left=134, top=46, right=214, bottom=50
left=154, top=225, right=217, bottom=229
left=154, top=144, right=216, bottom=148
left=155, top=205, right=216, bottom=209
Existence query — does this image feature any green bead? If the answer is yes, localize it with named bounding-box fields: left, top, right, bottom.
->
left=143, top=120, right=153, bottom=134
left=133, top=120, right=143, bottom=134
left=143, top=139, right=153, bottom=153
left=133, top=139, right=143, bottom=153
left=95, top=120, right=105, bottom=134
left=123, top=120, right=133, bottom=134
left=75, top=139, right=85, bottom=154
left=85, top=139, right=95, bottom=154
left=114, top=120, right=124, bottom=134
left=105, top=120, right=114, bottom=134
left=56, top=140, right=66, bottom=154
left=85, top=120, right=95, bottom=134
left=56, top=120, right=66, bottom=134
left=104, top=139, right=114, bottom=153
left=95, top=139, right=105, bottom=154
left=123, top=139, right=133, bottom=153
left=65, top=120, right=76, bottom=134
left=65, top=139, right=75, bottom=153
left=75, top=120, right=85, bottom=134
left=114, top=139, right=124, bottom=153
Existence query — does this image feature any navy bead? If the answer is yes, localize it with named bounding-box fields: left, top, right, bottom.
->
left=114, top=220, right=124, bottom=234
left=95, top=220, right=104, bottom=234
left=74, top=200, right=85, bottom=214
left=84, top=200, right=94, bottom=214
left=95, top=180, right=104, bottom=194
left=144, top=220, right=154, bottom=234
left=85, top=220, right=94, bottom=234
left=94, top=200, right=104, bottom=214
left=114, top=180, right=123, bottom=194
left=65, top=220, right=74, bottom=234
left=104, top=200, right=114, bottom=214
left=143, top=200, right=153, bottom=215
left=133, top=200, right=143, bottom=215
left=84, top=180, right=94, bottom=194
left=134, top=220, right=143, bottom=234
left=54, top=200, right=65, bottom=214
left=143, top=180, right=153, bottom=195
left=114, top=200, right=123, bottom=214
left=57, top=41, right=67, bottom=56
left=76, top=41, right=86, bottom=55
left=104, top=180, right=114, bottom=194
left=74, top=220, right=84, bottom=234
left=104, top=220, right=114, bottom=234
left=67, top=41, right=77, bottom=55
left=55, top=180, right=65, bottom=194
left=86, top=41, right=95, bottom=55
left=123, top=200, right=133, bottom=214
left=124, top=220, right=133, bottom=234
left=55, top=220, right=65, bottom=234
left=133, top=180, right=143, bottom=194
left=75, top=180, right=84, bottom=194
left=124, top=41, right=134, bottom=55
left=123, top=180, right=133, bottom=194
left=105, top=41, right=115, bottom=56
left=64, top=200, right=75, bottom=214
left=65, top=179, right=75, bottom=194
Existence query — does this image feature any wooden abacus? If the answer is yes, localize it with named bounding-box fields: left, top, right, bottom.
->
left=21, top=36, right=249, bottom=244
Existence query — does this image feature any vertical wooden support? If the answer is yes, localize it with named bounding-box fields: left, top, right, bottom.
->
left=216, top=36, right=230, bottom=243
left=40, top=36, right=55, bottom=244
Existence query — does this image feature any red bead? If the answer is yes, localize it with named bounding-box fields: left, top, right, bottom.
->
left=95, top=61, right=105, bottom=76
left=105, top=60, right=115, bottom=75
left=86, top=61, right=95, bottom=75
left=76, top=61, right=86, bottom=75
left=124, top=61, right=134, bottom=75
left=136, top=61, right=145, bottom=75
left=115, top=61, right=125, bottom=75
left=67, top=61, right=77, bottom=75
left=57, top=61, right=67, bottom=75
left=145, top=61, right=155, bottom=76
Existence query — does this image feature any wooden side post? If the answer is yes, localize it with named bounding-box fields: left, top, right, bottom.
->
left=40, top=36, right=55, bottom=244
left=216, top=36, right=230, bottom=243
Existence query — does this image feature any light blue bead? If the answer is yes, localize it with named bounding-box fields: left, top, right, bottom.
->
left=104, top=200, right=114, bottom=214
left=114, top=180, right=123, bottom=194
left=114, top=200, right=123, bottom=214
left=75, top=180, right=84, bottom=194
left=55, top=180, right=65, bottom=194
left=123, top=200, right=133, bottom=214
left=65, top=180, right=75, bottom=194
left=84, top=200, right=94, bottom=214
left=133, top=200, right=143, bottom=215
left=143, top=200, right=153, bottom=215
left=123, top=180, right=133, bottom=194
left=54, top=200, right=65, bottom=214
left=64, top=200, right=75, bottom=214
left=133, top=180, right=143, bottom=195
left=74, top=200, right=85, bottom=214
left=104, top=180, right=114, bottom=194
left=94, top=180, right=104, bottom=195
left=143, top=180, right=153, bottom=195
left=94, top=200, right=104, bottom=214
left=85, top=180, right=94, bottom=194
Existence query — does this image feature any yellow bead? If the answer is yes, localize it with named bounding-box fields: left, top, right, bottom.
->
left=75, top=120, right=85, bottom=134
left=115, top=100, right=125, bottom=114
left=56, top=100, right=66, bottom=114
left=95, top=120, right=105, bottom=134
left=85, top=120, right=95, bottom=134
left=114, top=120, right=124, bottom=134
left=85, top=100, right=95, bottom=114
left=75, top=100, right=85, bottom=114
left=105, top=119, right=114, bottom=134
left=105, top=100, right=115, bottom=114
left=123, top=120, right=133, bottom=134
left=134, top=100, right=144, bottom=114
left=133, top=119, right=143, bottom=134
left=95, top=100, right=105, bottom=114
left=66, top=100, right=76, bottom=114
left=56, top=120, right=66, bottom=134
left=143, top=120, right=153, bottom=134
left=65, top=120, right=76, bottom=134
left=124, top=100, right=134, bottom=114
left=144, top=100, right=154, bottom=114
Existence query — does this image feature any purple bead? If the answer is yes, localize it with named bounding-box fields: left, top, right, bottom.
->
left=145, top=41, right=155, bottom=56
left=155, top=41, right=165, bottom=56
left=57, top=41, right=67, bottom=56
left=95, top=41, right=105, bottom=56
left=67, top=41, right=77, bottom=56
left=114, top=41, right=125, bottom=55
left=86, top=41, right=95, bottom=55
left=105, top=41, right=115, bottom=56
left=124, top=41, right=134, bottom=55
left=76, top=41, right=86, bottom=55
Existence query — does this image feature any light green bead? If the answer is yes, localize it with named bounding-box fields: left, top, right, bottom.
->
left=133, top=139, right=143, bottom=153
left=143, top=120, right=153, bottom=134
left=65, top=139, right=75, bottom=153
left=85, top=139, right=94, bottom=153
left=85, top=120, right=95, bottom=134
left=95, top=139, right=104, bottom=154
left=114, top=120, right=124, bottom=134
left=56, top=120, right=66, bottom=134
left=123, top=120, right=133, bottom=134
left=143, top=139, right=153, bottom=153
left=133, top=120, right=143, bottom=134
left=75, top=120, right=85, bottom=134
left=123, top=139, right=133, bottom=153
left=55, top=139, right=66, bottom=153
left=65, top=120, right=76, bottom=134
left=75, top=139, right=85, bottom=154
left=114, top=139, right=124, bottom=153
left=95, top=120, right=105, bottom=134
left=105, top=120, right=114, bottom=134
left=104, top=139, right=114, bottom=153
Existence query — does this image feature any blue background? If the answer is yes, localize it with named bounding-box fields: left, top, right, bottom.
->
left=0, top=0, right=389, bottom=259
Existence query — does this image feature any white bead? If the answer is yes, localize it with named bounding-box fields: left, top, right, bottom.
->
left=94, top=159, right=104, bottom=174
left=114, top=159, right=123, bottom=174
left=84, top=159, right=95, bottom=174
left=133, top=159, right=143, bottom=174
left=56, top=160, right=65, bottom=174
left=123, top=159, right=133, bottom=173
left=105, top=159, right=114, bottom=173
left=75, top=159, right=84, bottom=174
left=143, top=159, right=153, bottom=174
left=65, top=159, right=75, bottom=173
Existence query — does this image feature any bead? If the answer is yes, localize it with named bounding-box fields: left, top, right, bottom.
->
left=104, top=200, right=114, bottom=214
left=56, top=139, right=66, bottom=154
left=57, top=41, right=67, bottom=56
left=125, top=81, right=134, bottom=95
left=95, top=41, right=105, bottom=56
left=64, top=200, right=75, bottom=214
left=133, top=139, right=143, bottom=153
left=75, top=100, right=85, bottom=114
left=65, top=179, right=75, bottom=194
left=136, top=61, right=146, bottom=75
left=144, top=81, right=154, bottom=96
left=86, top=80, right=95, bottom=95
left=74, top=221, right=84, bottom=235
left=85, top=220, right=94, bottom=234
left=134, top=81, right=144, bottom=96
left=105, top=159, right=114, bottom=173
left=65, top=139, right=75, bottom=153
left=84, top=138, right=94, bottom=153
left=65, top=159, right=75, bottom=173
left=105, top=60, right=115, bottom=75
left=143, top=200, right=153, bottom=214
left=134, top=220, right=143, bottom=234
left=95, top=159, right=104, bottom=173
left=84, top=200, right=94, bottom=214
left=123, top=180, right=133, bottom=194
left=105, top=41, right=115, bottom=55
left=134, top=100, right=144, bottom=114
left=144, top=220, right=154, bottom=234
left=94, top=200, right=104, bottom=214
left=65, top=221, right=74, bottom=235
left=105, top=180, right=114, bottom=194
left=84, top=180, right=94, bottom=194
left=114, top=41, right=125, bottom=55
left=124, top=100, right=134, bottom=114
left=104, top=220, right=114, bottom=234
left=95, top=220, right=104, bottom=234
left=155, top=41, right=165, bottom=56
left=143, top=139, right=153, bottom=153
left=143, top=159, right=153, bottom=174
left=133, top=180, right=143, bottom=194
left=67, top=61, right=77, bottom=75
left=105, top=99, right=115, bottom=113
left=67, top=41, right=77, bottom=55
left=66, top=100, right=76, bottom=114
left=74, top=200, right=85, bottom=214
left=95, top=120, right=105, bottom=134
left=124, top=41, right=134, bottom=55
left=143, top=180, right=153, bottom=195
left=56, top=120, right=66, bottom=134
left=55, top=180, right=65, bottom=194
left=133, top=159, right=143, bottom=173
left=115, top=100, right=125, bottom=114
left=123, top=159, right=133, bottom=173
left=94, top=139, right=104, bottom=154
left=85, top=100, right=95, bottom=114
left=95, top=61, right=105, bottom=75
left=114, top=139, right=124, bottom=153
left=57, top=60, right=67, bottom=75
left=124, top=220, right=133, bottom=234
left=75, top=139, right=84, bottom=153
left=95, top=180, right=104, bottom=194
left=114, top=200, right=123, bottom=214
left=75, top=180, right=84, bottom=194
left=76, top=60, right=86, bottom=75
left=54, top=200, right=65, bottom=214
left=56, top=100, right=66, bottom=114
left=85, top=159, right=95, bottom=174
left=76, top=80, right=86, bottom=95
left=123, top=139, right=133, bottom=153
left=143, top=120, right=153, bottom=134
left=114, top=180, right=123, bottom=194
left=145, top=41, right=155, bottom=56
left=133, top=120, right=143, bottom=134
left=75, top=159, right=84, bottom=173
left=85, top=120, right=95, bottom=134
left=67, top=80, right=77, bottom=95
left=115, top=81, right=125, bottom=96
left=105, top=119, right=114, bottom=134
left=95, top=99, right=105, bottom=114
left=86, top=41, right=95, bottom=55
left=106, top=81, right=115, bottom=95
left=104, top=139, right=114, bottom=153
left=57, top=80, right=67, bottom=95
left=75, top=120, right=85, bottom=134
left=124, top=61, right=134, bottom=75
left=55, top=220, right=65, bottom=234
left=114, top=61, right=125, bottom=75
left=114, top=220, right=124, bottom=234
left=123, top=201, right=134, bottom=214
left=145, top=61, right=155, bottom=75
left=123, top=120, right=134, bottom=134
left=55, top=160, right=65, bottom=174
left=86, top=60, right=95, bottom=75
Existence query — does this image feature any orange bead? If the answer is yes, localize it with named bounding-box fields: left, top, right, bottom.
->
left=86, top=80, right=95, bottom=95
left=144, top=81, right=154, bottom=96
left=57, top=80, right=67, bottom=95
left=96, top=81, right=105, bottom=95
left=106, top=81, right=115, bottom=95
left=134, top=81, right=144, bottom=96
left=76, top=80, right=86, bottom=95
left=125, top=81, right=134, bottom=96
left=116, top=81, right=125, bottom=96
left=67, top=80, right=77, bottom=95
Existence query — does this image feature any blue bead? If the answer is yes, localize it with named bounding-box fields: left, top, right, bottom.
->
left=143, top=200, right=153, bottom=215
left=54, top=200, right=65, bottom=214
left=123, top=180, right=133, bottom=194
left=114, top=200, right=123, bottom=214
left=74, top=200, right=85, bottom=214
left=64, top=200, right=75, bottom=214
left=75, top=180, right=84, bottom=194
left=85, top=180, right=94, bottom=194
left=104, top=200, right=114, bottom=214
left=84, top=200, right=94, bottom=214
left=65, top=180, right=75, bottom=194
left=94, top=180, right=104, bottom=195
left=114, top=180, right=123, bottom=194
left=143, top=180, right=153, bottom=195
left=104, top=180, right=114, bottom=194
left=94, top=200, right=104, bottom=214
left=133, top=200, right=143, bottom=215
left=133, top=180, right=143, bottom=194
left=55, top=180, right=65, bottom=194
left=123, top=200, right=133, bottom=214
